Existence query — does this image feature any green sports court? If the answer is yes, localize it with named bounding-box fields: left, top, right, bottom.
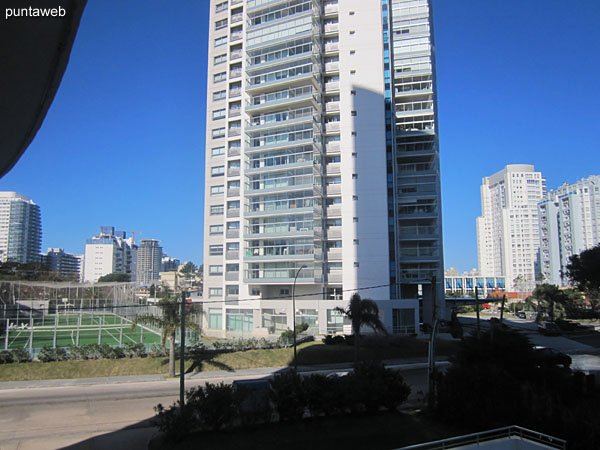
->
left=3, top=312, right=162, bottom=350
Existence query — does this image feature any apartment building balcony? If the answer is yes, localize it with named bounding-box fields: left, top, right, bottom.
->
left=244, top=230, right=316, bottom=241
left=399, top=268, right=438, bottom=282
left=326, top=163, right=341, bottom=175
left=325, top=122, right=340, bottom=133
left=246, top=112, right=319, bottom=133
left=327, top=248, right=342, bottom=261
left=324, top=23, right=339, bottom=34
left=228, top=147, right=241, bottom=157
left=325, top=184, right=341, bottom=196
left=228, top=127, right=242, bottom=137
left=325, top=101, right=340, bottom=112
left=231, top=12, right=243, bottom=23
left=228, top=107, right=241, bottom=117
left=327, top=226, right=341, bottom=239
left=245, top=135, right=318, bottom=153
left=325, top=82, right=339, bottom=93
left=230, top=50, right=243, bottom=60
left=324, top=42, right=339, bottom=53
left=229, top=69, right=243, bottom=79
left=229, top=88, right=242, bottom=98
left=227, top=208, right=240, bottom=218
left=226, top=229, right=240, bottom=239
left=324, top=62, right=339, bottom=73
left=246, top=85, right=320, bottom=114
left=228, top=167, right=241, bottom=177
left=227, top=187, right=240, bottom=197
left=328, top=271, right=342, bottom=284
left=225, top=271, right=239, bottom=281
left=244, top=245, right=315, bottom=261
left=231, top=0, right=243, bottom=5
left=246, top=67, right=321, bottom=94
left=247, top=49, right=321, bottom=75
left=327, top=205, right=341, bottom=217
left=244, top=268, right=319, bottom=284
left=226, top=251, right=239, bottom=260
left=230, top=31, right=243, bottom=42
left=245, top=151, right=314, bottom=174
left=398, top=248, right=439, bottom=261
left=325, top=142, right=340, bottom=154
left=246, top=198, right=314, bottom=217
left=397, top=225, right=438, bottom=239
left=324, top=2, right=339, bottom=14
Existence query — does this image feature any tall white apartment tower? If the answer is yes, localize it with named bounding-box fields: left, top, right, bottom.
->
left=0, top=192, right=42, bottom=264
left=477, top=165, right=544, bottom=292
left=83, top=227, right=138, bottom=282
left=538, top=175, right=600, bottom=286
left=202, top=0, right=444, bottom=335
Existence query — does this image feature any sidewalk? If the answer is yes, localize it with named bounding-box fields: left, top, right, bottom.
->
left=0, top=356, right=441, bottom=391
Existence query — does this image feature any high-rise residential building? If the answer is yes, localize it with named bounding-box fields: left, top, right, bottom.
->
left=201, top=0, right=444, bottom=336
left=83, top=227, right=137, bottom=282
left=137, top=239, right=163, bottom=286
left=40, top=248, right=83, bottom=280
left=538, top=175, right=600, bottom=286
left=0, top=192, right=42, bottom=264
left=162, top=256, right=181, bottom=272
left=477, top=165, right=545, bottom=292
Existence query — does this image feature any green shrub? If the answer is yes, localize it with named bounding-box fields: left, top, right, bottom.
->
left=270, top=371, right=306, bottom=422
left=187, top=383, right=245, bottom=431
left=153, top=402, right=197, bottom=442
left=11, top=348, right=31, bottom=363
left=0, top=350, right=14, bottom=364
left=38, top=346, right=68, bottom=362
left=347, top=361, right=411, bottom=413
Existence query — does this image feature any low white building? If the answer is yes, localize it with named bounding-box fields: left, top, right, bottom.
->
left=83, top=227, right=137, bottom=282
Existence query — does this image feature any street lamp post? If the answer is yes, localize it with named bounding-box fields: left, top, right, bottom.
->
left=292, top=264, right=307, bottom=372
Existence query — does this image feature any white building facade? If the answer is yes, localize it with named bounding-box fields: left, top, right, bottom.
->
left=477, top=165, right=544, bottom=292
left=0, top=192, right=42, bottom=264
left=83, top=227, right=137, bottom=282
left=538, top=175, right=600, bottom=286
left=201, top=0, right=443, bottom=336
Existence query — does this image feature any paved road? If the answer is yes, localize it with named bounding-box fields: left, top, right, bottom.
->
left=0, top=362, right=434, bottom=450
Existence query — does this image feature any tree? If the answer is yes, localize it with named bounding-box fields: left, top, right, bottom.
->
left=180, top=261, right=197, bottom=275
left=335, top=293, right=387, bottom=364
left=97, top=272, right=130, bottom=282
left=133, top=290, right=201, bottom=377
left=566, top=244, right=600, bottom=312
left=530, top=284, right=567, bottom=321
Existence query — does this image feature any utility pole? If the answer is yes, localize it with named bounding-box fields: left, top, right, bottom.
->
left=500, top=295, right=506, bottom=323
left=475, top=286, right=481, bottom=338
left=180, top=290, right=187, bottom=407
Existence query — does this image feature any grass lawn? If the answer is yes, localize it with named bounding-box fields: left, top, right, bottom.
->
left=0, top=337, right=459, bottom=382
left=150, top=411, right=470, bottom=450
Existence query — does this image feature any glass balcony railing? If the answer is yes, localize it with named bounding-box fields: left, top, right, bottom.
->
left=247, top=85, right=319, bottom=111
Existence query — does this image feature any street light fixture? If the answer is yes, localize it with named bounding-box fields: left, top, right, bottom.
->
left=292, top=264, right=307, bottom=372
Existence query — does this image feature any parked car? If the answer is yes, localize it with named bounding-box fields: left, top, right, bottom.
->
left=515, top=311, right=526, bottom=319
left=538, top=321, right=561, bottom=336
left=534, top=347, right=572, bottom=368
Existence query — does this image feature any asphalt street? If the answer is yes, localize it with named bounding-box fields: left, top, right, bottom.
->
left=0, top=361, right=434, bottom=450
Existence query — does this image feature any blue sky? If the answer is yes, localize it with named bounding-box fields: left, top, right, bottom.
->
left=1, top=1, right=599, bottom=272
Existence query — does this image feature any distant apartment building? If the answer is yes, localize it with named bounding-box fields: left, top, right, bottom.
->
left=444, top=268, right=506, bottom=298
left=200, top=0, right=444, bottom=336
left=0, top=192, right=42, bottom=264
left=41, top=248, right=83, bottom=280
left=477, top=165, right=545, bottom=292
left=162, top=256, right=180, bottom=272
left=83, top=227, right=137, bottom=282
left=538, top=175, right=600, bottom=286
left=136, top=239, right=163, bottom=286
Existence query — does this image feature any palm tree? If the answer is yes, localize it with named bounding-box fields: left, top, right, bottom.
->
left=335, top=293, right=387, bottom=364
left=133, top=290, right=201, bottom=377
